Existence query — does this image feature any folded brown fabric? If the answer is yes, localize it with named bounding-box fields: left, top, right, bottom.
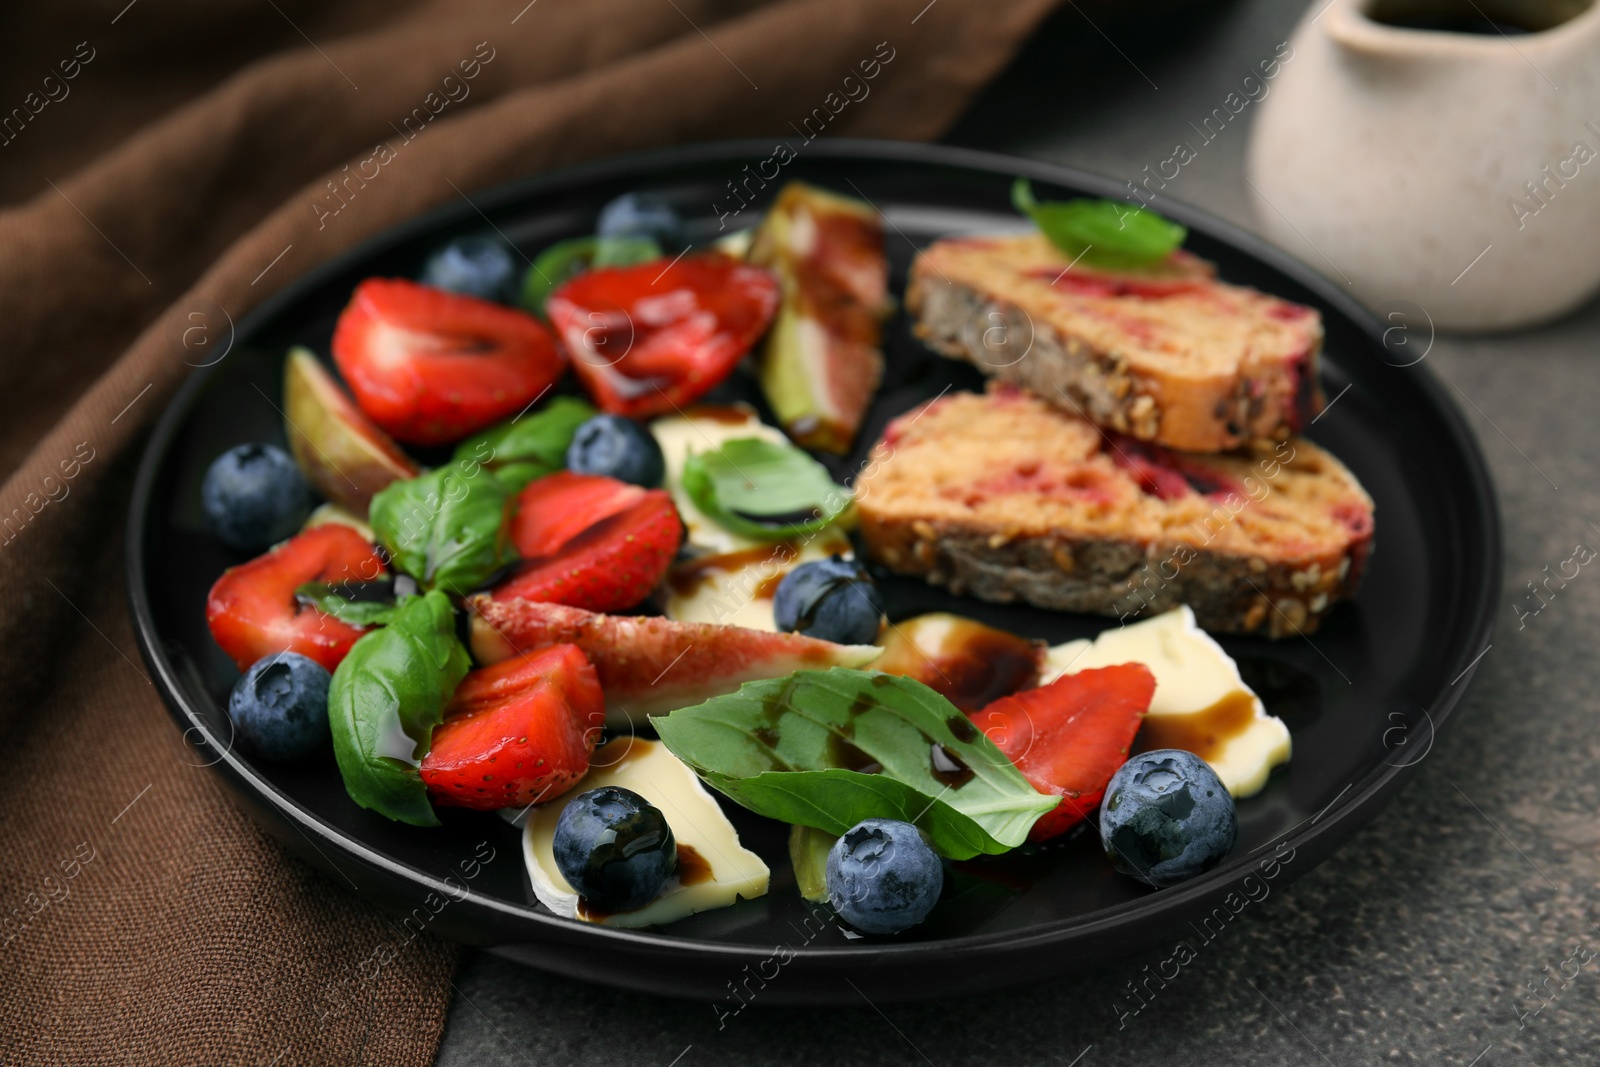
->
left=0, top=0, right=1058, bottom=1061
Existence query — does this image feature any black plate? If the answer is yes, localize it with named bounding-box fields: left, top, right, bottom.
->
left=127, top=140, right=1500, bottom=1004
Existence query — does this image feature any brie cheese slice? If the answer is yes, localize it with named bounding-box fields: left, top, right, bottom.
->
left=1043, top=607, right=1290, bottom=797
left=523, top=738, right=769, bottom=928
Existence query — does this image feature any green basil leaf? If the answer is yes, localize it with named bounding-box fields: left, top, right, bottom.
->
left=294, top=581, right=404, bottom=627
left=518, top=235, right=662, bottom=315
left=788, top=824, right=836, bottom=903
left=651, top=669, right=1057, bottom=859
left=327, top=590, right=471, bottom=827
left=593, top=234, right=663, bottom=268
left=453, top=395, right=596, bottom=492
left=680, top=437, right=850, bottom=541
left=369, top=461, right=516, bottom=596
left=1012, top=178, right=1186, bottom=270
left=520, top=237, right=595, bottom=316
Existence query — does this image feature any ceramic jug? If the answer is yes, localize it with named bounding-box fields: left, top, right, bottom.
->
left=1246, top=0, right=1600, bottom=331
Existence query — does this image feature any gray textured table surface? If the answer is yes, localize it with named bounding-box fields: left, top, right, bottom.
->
left=438, top=2, right=1599, bottom=1063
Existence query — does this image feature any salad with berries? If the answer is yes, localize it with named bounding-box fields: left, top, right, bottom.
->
left=201, top=185, right=1265, bottom=935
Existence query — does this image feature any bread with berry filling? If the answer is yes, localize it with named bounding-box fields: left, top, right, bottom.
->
left=856, top=386, right=1373, bottom=637
left=907, top=233, right=1324, bottom=453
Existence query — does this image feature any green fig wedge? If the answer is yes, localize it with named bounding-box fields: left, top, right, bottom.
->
left=749, top=182, right=891, bottom=454
left=282, top=346, right=418, bottom=514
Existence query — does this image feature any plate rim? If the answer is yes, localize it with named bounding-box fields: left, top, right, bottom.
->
left=126, top=137, right=1502, bottom=972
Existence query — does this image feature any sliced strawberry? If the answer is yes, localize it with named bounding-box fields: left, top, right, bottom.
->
left=206, top=524, right=387, bottom=672
left=547, top=252, right=780, bottom=418
left=510, top=471, right=646, bottom=559
left=493, top=484, right=682, bottom=612
left=331, top=278, right=565, bottom=446
left=466, top=596, right=882, bottom=727
left=420, top=644, right=604, bottom=811
left=968, top=663, right=1155, bottom=842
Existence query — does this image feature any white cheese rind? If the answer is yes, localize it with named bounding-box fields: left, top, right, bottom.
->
left=1043, top=607, right=1291, bottom=797
left=522, top=738, right=769, bottom=928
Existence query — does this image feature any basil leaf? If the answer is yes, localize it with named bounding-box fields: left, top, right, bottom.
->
left=519, top=235, right=662, bottom=315
left=453, top=395, right=596, bottom=492
left=681, top=437, right=850, bottom=541
left=327, top=590, right=471, bottom=827
left=294, top=581, right=404, bottom=627
left=1012, top=178, right=1186, bottom=270
left=594, top=234, right=663, bottom=268
left=369, top=461, right=516, bottom=596
left=652, top=669, right=1057, bottom=858
left=788, top=824, right=836, bottom=903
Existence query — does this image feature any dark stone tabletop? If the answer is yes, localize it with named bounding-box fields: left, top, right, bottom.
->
left=438, top=2, right=1599, bottom=1062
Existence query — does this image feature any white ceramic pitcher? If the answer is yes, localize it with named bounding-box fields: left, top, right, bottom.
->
left=1246, top=0, right=1600, bottom=331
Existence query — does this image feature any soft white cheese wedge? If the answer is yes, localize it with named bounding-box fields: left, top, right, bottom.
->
left=651, top=405, right=851, bottom=630
left=523, top=738, right=769, bottom=928
left=1042, top=607, right=1290, bottom=798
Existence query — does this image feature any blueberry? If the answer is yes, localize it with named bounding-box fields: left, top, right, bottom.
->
left=1099, top=749, right=1237, bottom=887
left=565, top=414, right=665, bottom=487
left=552, top=787, right=677, bottom=912
left=773, top=557, right=884, bottom=645
left=596, top=192, right=682, bottom=249
left=202, top=443, right=311, bottom=552
left=227, top=652, right=331, bottom=763
left=420, top=236, right=518, bottom=301
left=826, top=819, right=943, bottom=935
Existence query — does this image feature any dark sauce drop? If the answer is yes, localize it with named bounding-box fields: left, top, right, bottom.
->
left=873, top=614, right=1042, bottom=712
left=675, top=844, right=713, bottom=887
left=730, top=505, right=825, bottom=528
left=828, top=735, right=883, bottom=776
left=930, top=744, right=976, bottom=788
left=684, top=404, right=759, bottom=424
left=946, top=716, right=977, bottom=743
left=1133, top=691, right=1258, bottom=762
left=667, top=542, right=799, bottom=597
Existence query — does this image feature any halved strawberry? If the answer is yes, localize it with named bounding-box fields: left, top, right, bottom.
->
left=206, top=524, right=387, bottom=672
left=968, top=663, right=1156, bottom=842
left=546, top=252, right=780, bottom=418
left=420, top=644, right=604, bottom=811
left=467, top=596, right=881, bottom=727
left=493, top=478, right=682, bottom=612
left=331, top=278, right=565, bottom=446
left=509, top=471, right=645, bottom=559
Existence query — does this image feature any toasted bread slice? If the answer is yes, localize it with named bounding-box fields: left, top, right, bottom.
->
left=856, top=386, right=1373, bottom=637
left=908, top=233, right=1323, bottom=452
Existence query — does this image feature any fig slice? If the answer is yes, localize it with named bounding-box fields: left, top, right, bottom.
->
left=749, top=182, right=891, bottom=454
left=282, top=346, right=418, bottom=513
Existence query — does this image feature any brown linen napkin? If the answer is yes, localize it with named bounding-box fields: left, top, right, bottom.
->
left=0, top=0, right=1059, bottom=1061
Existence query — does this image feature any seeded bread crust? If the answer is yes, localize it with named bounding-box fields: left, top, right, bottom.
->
left=856, top=388, right=1373, bottom=638
left=908, top=234, right=1324, bottom=453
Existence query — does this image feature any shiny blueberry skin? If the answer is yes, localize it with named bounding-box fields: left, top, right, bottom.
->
left=420, top=236, right=518, bottom=301
left=773, top=557, right=884, bottom=645
left=552, top=787, right=677, bottom=913
left=826, top=819, right=943, bottom=935
left=201, top=443, right=311, bottom=552
left=596, top=192, right=683, bottom=249
left=1099, top=749, right=1237, bottom=888
left=565, top=414, right=666, bottom=488
left=227, top=652, right=331, bottom=763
